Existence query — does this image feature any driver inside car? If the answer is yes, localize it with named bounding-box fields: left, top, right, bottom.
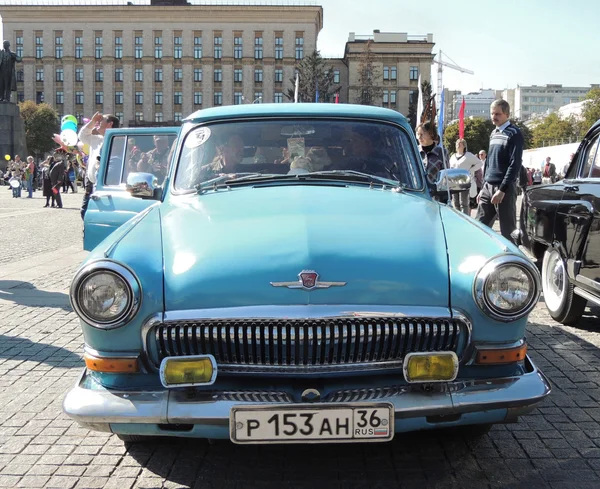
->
left=338, top=126, right=393, bottom=177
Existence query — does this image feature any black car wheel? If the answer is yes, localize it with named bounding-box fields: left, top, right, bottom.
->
left=541, top=248, right=587, bottom=325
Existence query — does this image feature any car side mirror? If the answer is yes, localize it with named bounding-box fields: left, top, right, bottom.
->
left=126, top=172, right=159, bottom=199
left=433, top=168, right=471, bottom=195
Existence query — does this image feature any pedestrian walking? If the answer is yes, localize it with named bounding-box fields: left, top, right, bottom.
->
left=449, top=139, right=482, bottom=215
left=42, top=157, right=56, bottom=207
left=476, top=99, right=524, bottom=242
left=25, top=156, right=35, bottom=198
left=49, top=150, right=66, bottom=209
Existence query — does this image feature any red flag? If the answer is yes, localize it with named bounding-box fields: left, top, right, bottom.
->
left=335, top=93, right=339, bottom=104
left=458, top=97, right=466, bottom=139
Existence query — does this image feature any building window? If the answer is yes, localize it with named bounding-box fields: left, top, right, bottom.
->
left=18, top=91, right=24, bottom=102
left=254, top=92, right=263, bottom=103
left=174, top=92, right=182, bottom=105
left=254, top=35, right=263, bottom=60
left=174, top=36, right=183, bottom=59
left=95, top=68, right=103, bottom=82
left=409, top=90, right=416, bottom=105
left=214, top=36, right=222, bottom=59
left=75, top=91, right=84, bottom=104
left=36, top=91, right=44, bottom=104
left=155, top=68, right=163, bottom=82
left=234, top=37, right=243, bottom=59
left=214, top=69, right=222, bottom=82
left=174, top=112, right=183, bottom=122
left=409, top=66, right=419, bottom=80
left=155, top=91, right=163, bottom=105
left=295, top=36, right=304, bottom=60
left=194, top=36, right=202, bottom=59
left=155, top=112, right=163, bottom=123
left=55, top=36, right=63, bottom=59
left=174, top=68, right=183, bottom=82
left=36, top=68, right=44, bottom=82
left=114, top=36, right=123, bottom=59
left=214, top=91, right=222, bottom=105
left=135, top=68, right=143, bottom=82
left=114, top=68, right=123, bottom=82
left=136, top=111, right=144, bottom=122
left=115, top=112, right=124, bottom=123
left=75, top=36, right=83, bottom=59
left=391, top=67, right=397, bottom=80
left=135, top=36, right=143, bottom=59
left=115, top=91, right=124, bottom=104
left=16, top=69, right=24, bottom=82
left=194, top=68, right=202, bottom=82
left=382, top=90, right=396, bottom=106
left=333, top=69, right=340, bottom=84
left=95, top=35, right=103, bottom=59
left=56, top=91, right=64, bottom=104
left=234, top=92, right=243, bottom=105
left=95, top=91, right=104, bottom=104
left=274, top=69, right=283, bottom=83
left=35, top=36, right=43, bottom=59
left=194, top=91, right=202, bottom=105
left=254, top=69, right=263, bottom=83
left=274, top=92, right=283, bottom=103
left=275, top=36, right=283, bottom=60
left=154, top=36, right=163, bottom=59
left=15, top=36, right=23, bottom=58
left=135, top=92, right=143, bottom=104
left=234, top=69, right=243, bottom=83
left=55, top=68, right=64, bottom=82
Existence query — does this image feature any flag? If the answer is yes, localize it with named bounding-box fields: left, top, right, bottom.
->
left=315, top=78, right=319, bottom=103
left=437, top=89, right=445, bottom=142
left=334, top=92, right=339, bottom=104
left=294, top=73, right=299, bottom=103
left=416, top=73, right=423, bottom=121
left=458, top=97, right=466, bottom=139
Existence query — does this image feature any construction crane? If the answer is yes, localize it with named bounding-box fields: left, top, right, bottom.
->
left=432, top=50, right=474, bottom=114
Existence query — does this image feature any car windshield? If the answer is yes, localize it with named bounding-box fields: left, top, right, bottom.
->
left=174, top=120, right=423, bottom=191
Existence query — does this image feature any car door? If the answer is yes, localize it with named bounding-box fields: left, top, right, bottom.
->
left=83, top=127, right=179, bottom=251
left=557, top=122, right=600, bottom=296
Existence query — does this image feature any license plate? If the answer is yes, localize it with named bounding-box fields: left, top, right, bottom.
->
left=230, top=403, right=394, bottom=444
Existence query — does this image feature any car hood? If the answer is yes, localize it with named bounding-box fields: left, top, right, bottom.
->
left=161, top=185, right=450, bottom=310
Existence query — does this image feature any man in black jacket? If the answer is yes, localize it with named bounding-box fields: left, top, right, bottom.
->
left=476, top=100, right=524, bottom=242
left=49, top=150, right=66, bottom=209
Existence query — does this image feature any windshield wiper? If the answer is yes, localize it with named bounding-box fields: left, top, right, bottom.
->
left=195, top=172, right=265, bottom=193
left=304, top=170, right=402, bottom=189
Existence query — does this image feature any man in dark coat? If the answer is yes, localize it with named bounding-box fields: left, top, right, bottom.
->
left=49, top=151, right=66, bottom=208
left=0, top=40, right=22, bottom=103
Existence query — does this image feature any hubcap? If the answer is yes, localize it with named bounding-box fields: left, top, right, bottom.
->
left=543, top=251, right=566, bottom=312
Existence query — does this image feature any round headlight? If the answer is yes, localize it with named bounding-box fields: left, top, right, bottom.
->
left=474, top=255, right=540, bottom=321
left=71, top=261, right=141, bottom=329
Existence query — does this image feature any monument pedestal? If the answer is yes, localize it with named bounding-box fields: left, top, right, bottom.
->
left=0, top=102, right=28, bottom=172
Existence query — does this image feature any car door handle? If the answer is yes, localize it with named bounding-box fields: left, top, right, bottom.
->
left=91, top=194, right=100, bottom=201
left=564, top=185, right=579, bottom=192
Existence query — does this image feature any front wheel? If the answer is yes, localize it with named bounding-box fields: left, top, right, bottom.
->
left=541, top=248, right=586, bottom=325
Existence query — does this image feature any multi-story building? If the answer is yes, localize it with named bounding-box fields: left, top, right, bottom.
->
left=1, top=2, right=434, bottom=126
left=1, top=0, right=323, bottom=126
left=504, top=84, right=599, bottom=121
left=452, top=89, right=501, bottom=121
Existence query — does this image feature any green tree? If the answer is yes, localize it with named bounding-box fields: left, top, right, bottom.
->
left=511, top=118, right=533, bottom=150
left=286, top=50, right=337, bottom=103
left=531, top=113, right=580, bottom=148
left=354, top=40, right=382, bottom=106
left=443, top=117, right=494, bottom=155
left=581, top=87, right=600, bottom=130
left=19, top=100, right=60, bottom=158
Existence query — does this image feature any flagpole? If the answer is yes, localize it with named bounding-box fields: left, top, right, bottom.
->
left=416, top=73, right=423, bottom=122
left=294, top=73, right=299, bottom=103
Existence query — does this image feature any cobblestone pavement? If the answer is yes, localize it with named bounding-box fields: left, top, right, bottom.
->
left=1, top=188, right=600, bottom=489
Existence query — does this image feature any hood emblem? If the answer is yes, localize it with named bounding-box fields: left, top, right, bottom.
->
left=271, top=270, right=346, bottom=291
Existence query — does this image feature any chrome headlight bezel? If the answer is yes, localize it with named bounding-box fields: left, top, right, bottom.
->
left=473, top=254, right=540, bottom=322
left=70, top=260, right=142, bottom=330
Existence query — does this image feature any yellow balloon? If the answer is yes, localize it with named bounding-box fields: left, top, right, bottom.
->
left=4, top=154, right=10, bottom=161
left=82, top=143, right=90, bottom=155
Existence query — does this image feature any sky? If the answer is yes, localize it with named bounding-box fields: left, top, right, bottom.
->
left=1, top=0, right=598, bottom=94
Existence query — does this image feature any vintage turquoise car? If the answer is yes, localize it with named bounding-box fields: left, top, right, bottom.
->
left=63, top=104, right=550, bottom=444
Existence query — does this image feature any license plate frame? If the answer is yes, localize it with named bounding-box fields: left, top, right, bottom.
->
left=230, top=402, right=394, bottom=444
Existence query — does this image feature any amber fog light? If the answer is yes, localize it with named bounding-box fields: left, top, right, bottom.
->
left=159, top=355, right=217, bottom=388
left=403, top=352, right=459, bottom=383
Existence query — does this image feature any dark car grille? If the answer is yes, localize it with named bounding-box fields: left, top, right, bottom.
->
left=151, top=316, right=467, bottom=373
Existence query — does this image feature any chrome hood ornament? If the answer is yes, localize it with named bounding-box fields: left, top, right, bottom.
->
left=270, top=270, right=346, bottom=291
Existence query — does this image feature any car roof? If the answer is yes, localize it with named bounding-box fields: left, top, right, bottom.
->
left=184, top=103, right=409, bottom=126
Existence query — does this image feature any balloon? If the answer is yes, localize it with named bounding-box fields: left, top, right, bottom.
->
left=77, top=141, right=84, bottom=151
left=83, top=118, right=90, bottom=124
left=4, top=154, right=10, bottom=161
left=61, top=115, right=78, bottom=126
left=82, top=143, right=90, bottom=155
left=61, top=121, right=77, bottom=132
left=60, top=129, right=78, bottom=147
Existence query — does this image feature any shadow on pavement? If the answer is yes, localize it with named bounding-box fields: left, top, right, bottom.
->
left=0, top=334, right=82, bottom=367
left=0, top=280, right=71, bottom=311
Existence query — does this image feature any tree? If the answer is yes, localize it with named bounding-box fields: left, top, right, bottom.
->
left=581, top=88, right=600, bottom=130
left=443, top=117, right=494, bottom=155
left=511, top=118, right=533, bottom=150
left=531, top=113, right=580, bottom=148
left=19, top=100, right=60, bottom=158
left=354, top=40, right=382, bottom=106
left=286, top=50, right=337, bottom=103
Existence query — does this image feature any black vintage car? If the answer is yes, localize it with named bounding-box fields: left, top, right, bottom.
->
left=514, top=119, right=600, bottom=325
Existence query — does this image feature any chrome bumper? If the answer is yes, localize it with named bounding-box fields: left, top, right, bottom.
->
left=63, top=355, right=550, bottom=430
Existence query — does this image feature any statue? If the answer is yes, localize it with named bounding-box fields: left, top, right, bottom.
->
left=0, top=41, right=23, bottom=103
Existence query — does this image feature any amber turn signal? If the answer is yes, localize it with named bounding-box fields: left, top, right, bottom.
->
left=476, top=344, right=528, bottom=365
left=84, top=353, right=139, bottom=373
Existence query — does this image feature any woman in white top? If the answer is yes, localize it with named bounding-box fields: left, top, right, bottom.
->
left=449, top=139, right=483, bottom=215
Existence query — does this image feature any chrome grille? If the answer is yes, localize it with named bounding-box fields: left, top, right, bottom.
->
left=152, top=316, right=466, bottom=372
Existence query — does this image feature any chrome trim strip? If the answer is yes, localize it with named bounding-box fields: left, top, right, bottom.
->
left=574, top=287, right=600, bottom=308
left=575, top=274, right=600, bottom=292
left=83, top=345, right=139, bottom=359
left=214, top=360, right=405, bottom=374
left=70, top=259, right=142, bottom=330
left=473, top=254, right=541, bottom=322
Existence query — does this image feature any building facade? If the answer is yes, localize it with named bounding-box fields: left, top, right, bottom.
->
left=452, top=89, right=501, bottom=121
left=1, top=1, right=323, bottom=126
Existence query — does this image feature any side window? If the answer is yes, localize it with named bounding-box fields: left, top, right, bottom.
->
left=579, top=134, right=600, bottom=179
left=104, top=133, right=178, bottom=187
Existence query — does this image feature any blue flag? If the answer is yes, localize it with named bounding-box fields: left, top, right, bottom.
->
left=315, top=79, right=320, bottom=103
left=438, top=89, right=445, bottom=142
